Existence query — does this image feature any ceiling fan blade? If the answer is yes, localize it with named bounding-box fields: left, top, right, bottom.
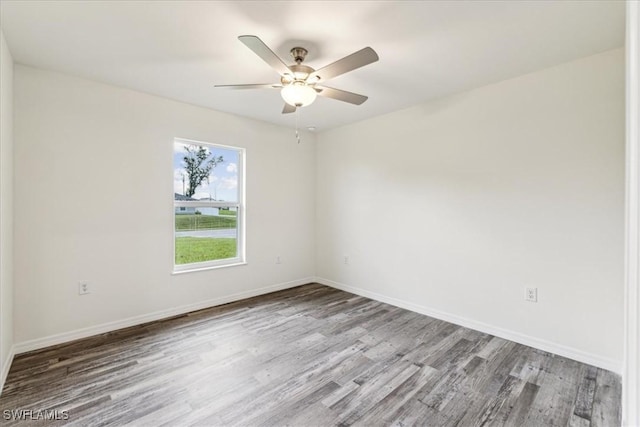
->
left=315, top=86, right=368, bottom=105
left=238, top=35, right=292, bottom=77
left=214, top=84, right=282, bottom=90
left=308, top=47, right=379, bottom=82
left=282, top=103, right=296, bottom=114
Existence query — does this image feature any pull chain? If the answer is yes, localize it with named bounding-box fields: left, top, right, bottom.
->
left=295, top=108, right=301, bottom=144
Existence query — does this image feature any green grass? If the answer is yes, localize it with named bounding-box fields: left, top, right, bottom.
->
left=175, top=237, right=236, bottom=264
left=175, top=214, right=236, bottom=231
left=218, top=210, right=237, bottom=217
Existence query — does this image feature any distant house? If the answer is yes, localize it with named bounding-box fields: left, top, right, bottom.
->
left=174, top=194, right=220, bottom=215
left=192, top=196, right=219, bottom=215
left=174, top=193, right=196, bottom=215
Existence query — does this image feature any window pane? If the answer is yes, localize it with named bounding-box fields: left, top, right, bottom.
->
left=173, top=138, right=242, bottom=270
left=174, top=208, right=238, bottom=265
left=174, top=142, right=239, bottom=203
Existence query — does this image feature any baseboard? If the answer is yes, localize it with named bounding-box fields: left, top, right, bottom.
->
left=13, top=277, right=314, bottom=355
left=11, top=276, right=621, bottom=374
left=315, top=277, right=621, bottom=374
left=0, top=345, right=15, bottom=397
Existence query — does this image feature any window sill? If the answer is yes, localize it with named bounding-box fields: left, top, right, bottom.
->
left=172, top=261, right=247, bottom=275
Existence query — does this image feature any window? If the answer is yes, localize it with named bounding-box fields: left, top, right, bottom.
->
left=173, top=138, right=244, bottom=272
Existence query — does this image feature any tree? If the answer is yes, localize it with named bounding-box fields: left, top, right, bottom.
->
left=182, top=145, right=224, bottom=198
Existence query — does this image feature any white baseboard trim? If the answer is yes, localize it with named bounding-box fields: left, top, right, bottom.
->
left=11, top=276, right=621, bottom=375
left=13, top=277, right=314, bottom=355
left=0, top=345, right=16, bottom=397
left=315, top=277, right=621, bottom=374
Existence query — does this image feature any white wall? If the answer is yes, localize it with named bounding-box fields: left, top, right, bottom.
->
left=0, top=29, right=15, bottom=389
left=624, top=2, right=640, bottom=424
left=13, top=65, right=316, bottom=346
left=316, top=48, right=625, bottom=370
left=7, top=46, right=626, bottom=376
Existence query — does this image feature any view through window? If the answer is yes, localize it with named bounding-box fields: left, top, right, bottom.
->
left=173, top=138, right=243, bottom=271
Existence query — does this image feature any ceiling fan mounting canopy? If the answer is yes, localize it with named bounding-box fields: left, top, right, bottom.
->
left=290, top=47, right=308, bottom=64
left=214, top=35, right=379, bottom=113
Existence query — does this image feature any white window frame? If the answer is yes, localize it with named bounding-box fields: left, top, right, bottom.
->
left=173, top=138, right=245, bottom=273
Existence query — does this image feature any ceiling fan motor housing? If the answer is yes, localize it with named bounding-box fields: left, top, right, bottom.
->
left=281, top=64, right=315, bottom=84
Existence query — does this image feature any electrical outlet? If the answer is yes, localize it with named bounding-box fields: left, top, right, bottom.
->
left=525, top=287, right=537, bottom=302
left=344, top=255, right=349, bottom=265
left=276, top=255, right=282, bottom=264
left=78, top=282, right=90, bottom=295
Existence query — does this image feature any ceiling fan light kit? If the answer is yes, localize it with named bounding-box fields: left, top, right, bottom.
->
left=215, top=35, right=379, bottom=115
left=281, top=81, right=317, bottom=107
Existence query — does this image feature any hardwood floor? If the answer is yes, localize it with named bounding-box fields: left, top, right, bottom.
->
left=0, top=284, right=621, bottom=426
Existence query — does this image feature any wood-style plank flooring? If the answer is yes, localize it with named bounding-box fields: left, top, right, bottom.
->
left=0, top=284, right=621, bottom=426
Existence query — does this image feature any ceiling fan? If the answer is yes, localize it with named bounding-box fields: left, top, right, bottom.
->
left=215, top=35, right=379, bottom=114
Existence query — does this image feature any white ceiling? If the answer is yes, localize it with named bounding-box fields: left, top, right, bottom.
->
left=0, top=1, right=625, bottom=131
